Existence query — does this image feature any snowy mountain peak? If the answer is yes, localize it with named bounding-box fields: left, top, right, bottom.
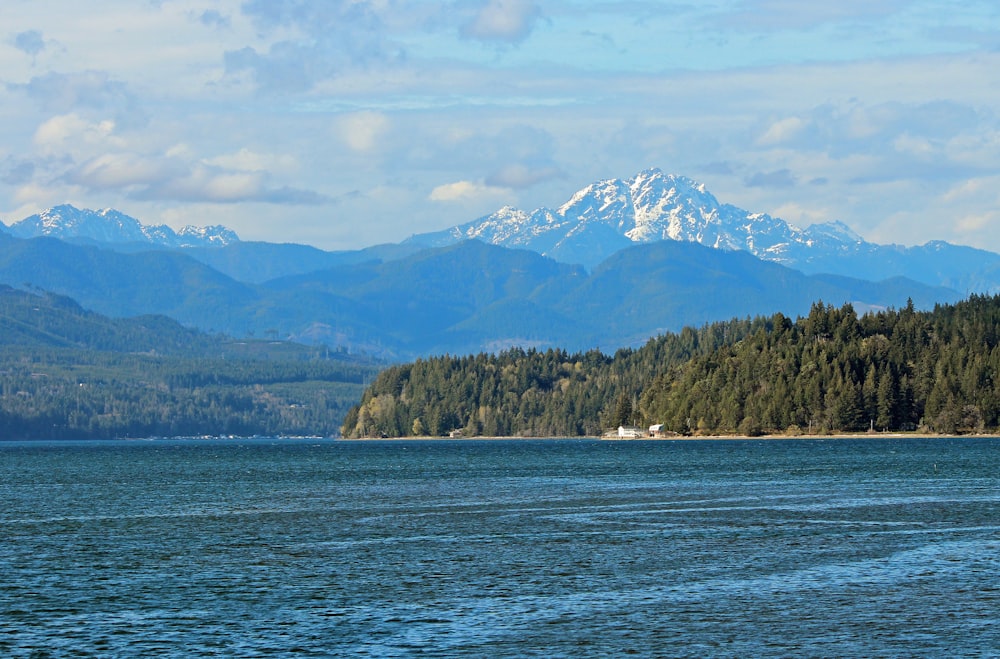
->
left=5, top=205, right=239, bottom=248
left=408, top=168, right=866, bottom=269
left=802, top=220, right=863, bottom=245
left=177, top=224, right=241, bottom=246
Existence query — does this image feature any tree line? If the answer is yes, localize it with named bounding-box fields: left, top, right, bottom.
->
left=0, top=285, right=384, bottom=439
left=0, top=347, right=379, bottom=439
left=342, top=295, right=1000, bottom=437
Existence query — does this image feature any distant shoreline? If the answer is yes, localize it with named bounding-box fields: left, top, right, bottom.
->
left=5, top=433, right=995, bottom=442
left=342, top=432, right=1000, bottom=441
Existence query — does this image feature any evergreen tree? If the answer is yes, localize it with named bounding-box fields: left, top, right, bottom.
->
left=341, top=295, right=1000, bottom=438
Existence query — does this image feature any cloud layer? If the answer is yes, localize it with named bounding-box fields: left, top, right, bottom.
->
left=1, top=1, right=999, bottom=252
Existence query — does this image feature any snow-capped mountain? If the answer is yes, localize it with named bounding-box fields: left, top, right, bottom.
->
left=409, top=168, right=866, bottom=268
left=174, top=224, right=240, bottom=247
left=5, top=205, right=239, bottom=248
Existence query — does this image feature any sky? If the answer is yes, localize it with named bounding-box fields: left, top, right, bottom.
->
left=1, top=0, right=999, bottom=252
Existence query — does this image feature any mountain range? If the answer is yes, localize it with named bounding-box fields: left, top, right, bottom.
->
left=4, top=204, right=238, bottom=248
left=408, top=168, right=1000, bottom=292
left=1, top=168, right=994, bottom=358
left=411, top=168, right=861, bottom=268
left=0, top=230, right=959, bottom=359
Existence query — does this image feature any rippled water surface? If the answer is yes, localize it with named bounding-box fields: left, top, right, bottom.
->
left=2, top=437, right=998, bottom=657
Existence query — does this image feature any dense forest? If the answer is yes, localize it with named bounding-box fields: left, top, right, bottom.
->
left=0, top=287, right=382, bottom=439
left=342, top=295, right=1000, bottom=437
left=8, top=284, right=1000, bottom=439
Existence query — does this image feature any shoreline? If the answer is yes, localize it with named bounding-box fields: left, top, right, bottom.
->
left=343, top=431, right=1000, bottom=441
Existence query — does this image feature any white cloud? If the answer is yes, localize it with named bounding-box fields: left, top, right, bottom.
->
left=41, top=143, right=327, bottom=205
left=204, top=148, right=299, bottom=173
left=757, top=116, right=807, bottom=146
left=128, top=163, right=328, bottom=204
left=338, top=111, right=389, bottom=153
left=955, top=211, right=995, bottom=233
left=769, top=201, right=834, bottom=229
left=485, top=163, right=561, bottom=189
left=33, top=114, right=118, bottom=152
left=942, top=177, right=995, bottom=203
left=11, top=182, right=58, bottom=206
left=461, top=0, right=543, bottom=43
left=893, top=133, right=936, bottom=158
left=164, top=166, right=268, bottom=202
left=165, top=143, right=198, bottom=160
left=944, top=130, right=1000, bottom=169
left=430, top=180, right=507, bottom=202
left=70, top=152, right=178, bottom=189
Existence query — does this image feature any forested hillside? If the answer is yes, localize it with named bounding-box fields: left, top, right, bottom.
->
left=0, top=287, right=382, bottom=439
left=0, top=285, right=219, bottom=353
left=342, top=295, right=1000, bottom=437
left=342, top=314, right=767, bottom=437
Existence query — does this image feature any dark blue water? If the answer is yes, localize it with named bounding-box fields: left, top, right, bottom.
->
left=1, top=437, right=997, bottom=658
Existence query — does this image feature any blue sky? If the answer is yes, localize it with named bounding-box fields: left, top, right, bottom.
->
left=2, top=0, right=999, bottom=252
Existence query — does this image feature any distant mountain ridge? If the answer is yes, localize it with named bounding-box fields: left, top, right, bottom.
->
left=408, top=168, right=865, bottom=267
left=407, top=168, right=1000, bottom=292
left=9, top=168, right=1000, bottom=292
left=4, top=204, right=239, bottom=248
left=1, top=166, right=996, bottom=358
left=0, top=230, right=961, bottom=359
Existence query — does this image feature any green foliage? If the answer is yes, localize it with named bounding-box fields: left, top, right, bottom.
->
left=0, top=287, right=382, bottom=439
left=344, top=295, right=1000, bottom=438
left=642, top=296, right=1000, bottom=435
left=0, top=348, right=378, bottom=439
left=343, top=316, right=763, bottom=437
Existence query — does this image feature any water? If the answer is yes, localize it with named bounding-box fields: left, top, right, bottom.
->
left=1, top=437, right=997, bottom=658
